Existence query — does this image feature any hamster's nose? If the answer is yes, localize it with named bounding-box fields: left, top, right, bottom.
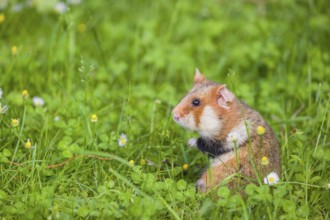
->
left=173, top=113, right=180, bottom=122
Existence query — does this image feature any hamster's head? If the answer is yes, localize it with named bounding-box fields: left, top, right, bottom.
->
left=172, top=69, right=236, bottom=139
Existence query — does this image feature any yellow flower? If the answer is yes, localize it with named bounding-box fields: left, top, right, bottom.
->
left=11, top=46, right=18, bottom=55
left=11, top=118, right=19, bottom=127
left=261, top=156, right=269, bottom=165
left=77, top=23, right=86, bottom=33
left=182, top=163, right=189, bottom=171
left=91, top=114, right=98, bottom=123
left=129, top=160, right=135, bottom=166
left=0, top=14, right=5, bottom=24
left=22, top=90, right=29, bottom=99
left=257, top=126, right=265, bottom=135
left=141, top=159, right=146, bottom=165
left=25, top=139, right=32, bottom=149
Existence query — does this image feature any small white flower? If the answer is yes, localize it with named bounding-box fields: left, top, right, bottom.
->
left=0, top=88, right=3, bottom=99
left=11, top=3, right=24, bottom=12
left=264, top=172, right=280, bottom=185
left=118, top=133, right=128, bottom=147
left=32, top=96, right=45, bottom=107
left=54, top=2, right=67, bottom=14
left=227, top=131, right=239, bottom=143
left=54, top=116, right=60, bottom=122
left=0, top=102, right=8, bottom=114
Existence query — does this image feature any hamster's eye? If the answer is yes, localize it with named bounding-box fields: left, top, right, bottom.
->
left=192, top=98, right=200, bottom=107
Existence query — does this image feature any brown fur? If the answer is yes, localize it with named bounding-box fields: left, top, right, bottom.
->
left=173, top=71, right=281, bottom=192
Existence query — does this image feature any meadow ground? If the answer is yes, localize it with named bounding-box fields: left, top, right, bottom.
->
left=0, top=0, right=329, bottom=219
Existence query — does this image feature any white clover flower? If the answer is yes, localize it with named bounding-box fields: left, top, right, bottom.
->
left=227, top=131, right=239, bottom=143
left=11, top=3, right=24, bottom=12
left=264, top=172, right=280, bottom=185
left=118, top=133, right=128, bottom=147
left=32, top=96, right=45, bottom=107
left=54, top=116, right=60, bottom=122
left=0, top=102, right=8, bottom=114
left=54, top=2, right=67, bottom=14
left=0, top=88, right=3, bottom=99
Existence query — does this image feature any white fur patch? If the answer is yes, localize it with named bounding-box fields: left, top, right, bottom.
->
left=176, top=112, right=197, bottom=131
left=198, top=106, right=222, bottom=139
left=224, top=120, right=250, bottom=150
left=212, top=151, right=235, bottom=167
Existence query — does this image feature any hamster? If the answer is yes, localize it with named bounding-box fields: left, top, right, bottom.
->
left=172, top=69, right=280, bottom=192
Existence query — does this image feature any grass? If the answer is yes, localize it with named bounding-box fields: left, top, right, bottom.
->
left=0, top=0, right=329, bottom=219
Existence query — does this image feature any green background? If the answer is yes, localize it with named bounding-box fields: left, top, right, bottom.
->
left=0, top=0, right=329, bottom=219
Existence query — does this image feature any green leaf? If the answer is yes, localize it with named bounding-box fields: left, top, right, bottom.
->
left=0, top=190, right=8, bottom=200
left=176, top=179, right=187, bottom=191
left=173, top=191, right=185, bottom=202
left=97, top=185, right=107, bottom=193
left=0, top=155, right=9, bottom=163
left=107, top=180, right=115, bottom=189
left=297, top=204, right=309, bottom=217
left=218, top=199, right=228, bottom=207
left=58, top=136, right=73, bottom=150
left=184, top=188, right=196, bottom=200
left=245, top=184, right=257, bottom=195
left=62, top=149, right=73, bottom=158
left=295, top=174, right=305, bottom=182
left=217, top=186, right=230, bottom=199
left=228, top=195, right=242, bottom=208
left=154, top=182, right=166, bottom=191
left=3, top=149, right=12, bottom=157
left=324, top=149, right=330, bottom=161
left=282, top=200, right=296, bottom=214
left=77, top=206, right=89, bottom=217
left=310, top=176, right=321, bottom=183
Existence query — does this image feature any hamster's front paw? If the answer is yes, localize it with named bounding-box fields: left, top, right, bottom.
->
left=188, top=138, right=197, bottom=148
left=196, top=178, right=207, bottom=193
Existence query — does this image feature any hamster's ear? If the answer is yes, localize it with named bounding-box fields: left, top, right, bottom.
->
left=217, top=85, right=235, bottom=109
left=194, top=68, right=206, bottom=84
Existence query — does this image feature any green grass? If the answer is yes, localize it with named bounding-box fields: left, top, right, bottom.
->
left=0, top=0, right=329, bottom=219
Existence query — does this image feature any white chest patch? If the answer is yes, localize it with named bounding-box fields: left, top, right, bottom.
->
left=212, top=151, right=235, bottom=167
left=198, top=106, right=222, bottom=139
left=224, top=120, right=250, bottom=150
